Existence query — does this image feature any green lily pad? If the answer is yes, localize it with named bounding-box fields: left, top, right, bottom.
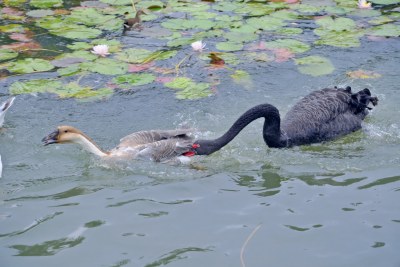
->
left=169, top=2, right=209, bottom=13
left=80, top=58, right=128, bottom=75
left=10, top=79, right=62, bottom=95
left=26, top=9, right=55, bottom=18
left=370, top=0, right=400, bottom=4
left=7, top=58, right=54, bottom=74
left=231, top=70, right=253, bottom=88
left=315, top=17, right=357, bottom=32
left=164, top=77, right=212, bottom=100
left=367, top=23, right=400, bottom=37
left=161, top=19, right=215, bottom=31
left=67, top=42, right=93, bottom=50
left=0, top=49, right=18, bottom=61
left=67, top=8, right=121, bottom=31
left=116, top=48, right=153, bottom=64
left=275, top=27, right=303, bottom=35
left=57, top=64, right=81, bottom=76
left=4, top=0, right=28, bottom=7
left=0, top=24, right=27, bottom=33
left=247, top=16, right=286, bottom=31
left=112, top=73, right=155, bottom=87
left=216, top=42, right=243, bottom=52
left=265, top=39, right=310, bottom=54
left=36, top=16, right=102, bottom=39
left=295, top=56, right=335, bottom=77
left=225, top=31, right=258, bottom=43
left=55, top=82, right=113, bottom=99
left=30, top=0, right=63, bottom=8
left=315, top=31, right=363, bottom=47
left=99, top=0, right=131, bottom=5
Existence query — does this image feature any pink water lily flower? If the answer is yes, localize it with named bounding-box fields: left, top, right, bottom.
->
left=91, top=44, right=110, bottom=57
left=358, top=0, right=372, bottom=9
left=191, top=40, right=206, bottom=52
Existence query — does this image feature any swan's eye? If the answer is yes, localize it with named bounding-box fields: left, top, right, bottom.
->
left=64, top=130, right=68, bottom=133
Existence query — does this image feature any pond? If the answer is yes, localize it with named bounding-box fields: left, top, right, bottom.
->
left=0, top=0, right=400, bottom=266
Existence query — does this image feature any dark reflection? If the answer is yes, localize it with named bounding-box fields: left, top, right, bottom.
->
left=0, top=212, right=63, bottom=238
left=297, top=174, right=366, bottom=187
left=5, top=186, right=103, bottom=202
left=233, top=164, right=287, bottom=197
left=144, top=247, right=212, bottom=267
left=10, top=236, right=85, bottom=256
left=358, top=175, right=400, bottom=189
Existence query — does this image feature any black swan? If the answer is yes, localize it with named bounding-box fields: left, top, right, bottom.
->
left=192, top=87, right=378, bottom=155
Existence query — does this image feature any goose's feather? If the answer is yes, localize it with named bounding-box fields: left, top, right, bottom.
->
left=0, top=97, right=15, bottom=127
left=119, top=129, right=193, bottom=147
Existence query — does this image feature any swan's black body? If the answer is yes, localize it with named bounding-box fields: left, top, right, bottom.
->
left=194, top=87, right=378, bottom=155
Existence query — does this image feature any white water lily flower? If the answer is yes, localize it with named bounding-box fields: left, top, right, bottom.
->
left=91, top=44, right=110, bottom=57
left=191, top=40, right=206, bottom=52
left=358, top=0, right=372, bottom=9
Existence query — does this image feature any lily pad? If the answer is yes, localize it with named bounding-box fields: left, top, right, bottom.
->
left=0, top=24, right=27, bottom=33
left=55, top=82, right=113, bottom=99
left=161, top=19, right=215, bottom=31
left=112, top=73, right=155, bottom=87
left=247, top=16, right=286, bottom=31
left=57, top=64, right=81, bottom=76
left=80, top=58, right=128, bottom=75
left=315, top=17, right=357, bottom=32
left=367, top=23, right=400, bottom=37
left=295, top=56, right=335, bottom=76
left=265, top=39, right=310, bottom=54
left=3, top=0, right=28, bottom=7
left=370, top=0, right=400, bottom=4
left=30, top=0, right=63, bottom=9
left=10, top=79, right=62, bottom=95
left=0, top=49, right=18, bottom=61
left=116, top=48, right=153, bottom=64
left=26, top=9, right=55, bottom=18
left=164, top=77, right=212, bottom=100
left=7, top=58, right=54, bottom=74
left=216, top=42, right=243, bottom=52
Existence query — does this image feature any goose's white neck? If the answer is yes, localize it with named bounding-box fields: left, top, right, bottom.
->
left=73, top=134, right=109, bottom=157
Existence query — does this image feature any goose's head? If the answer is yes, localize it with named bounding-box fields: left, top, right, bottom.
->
left=42, top=126, right=86, bottom=146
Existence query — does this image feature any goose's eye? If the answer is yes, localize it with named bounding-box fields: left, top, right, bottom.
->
left=64, top=130, right=68, bottom=133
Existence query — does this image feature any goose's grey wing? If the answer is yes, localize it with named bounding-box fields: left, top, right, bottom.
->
left=136, top=138, right=194, bottom=162
left=0, top=97, right=15, bottom=127
left=119, top=129, right=194, bottom=147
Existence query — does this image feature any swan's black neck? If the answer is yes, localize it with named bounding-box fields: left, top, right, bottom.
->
left=194, top=104, right=287, bottom=155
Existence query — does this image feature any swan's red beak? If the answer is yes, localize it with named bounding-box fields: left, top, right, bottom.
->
left=42, top=129, right=59, bottom=146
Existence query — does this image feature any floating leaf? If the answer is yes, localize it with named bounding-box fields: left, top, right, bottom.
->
left=30, top=0, right=63, bottom=8
left=0, top=49, right=18, bottom=61
left=247, top=16, right=286, bottom=31
left=295, top=56, right=335, bottom=76
left=55, top=82, right=113, bottom=99
left=367, top=23, right=400, bottom=37
left=3, top=0, right=27, bottom=7
left=370, top=0, right=400, bottom=4
left=80, top=58, right=128, bottom=75
left=57, top=64, right=81, bottom=76
left=99, top=0, right=131, bottom=5
left=231, top=70, right=253, bottom=88
left=165, top=77, right=212, bottom=99
left=347, top=70, right=382, bottom=79
left=112, top=73, right=155, bottom=86
left=67, top=42, right=92, bottom=50
left=161, top=19, right=215, bottom=31
left=26, top=9, right=55, bottom=17
left=315, top=17, right=357, bottom=32
left=265, top=39, right=310, bottom=54
left=10, top=79, right=62, bottom=95
left=7, top=58, right=54, bottom=74
left=216, top=42, right=243, bottom=52
left=0, top=24, right=27, bottom=33
left=116, top=48, right=153, bottom=64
